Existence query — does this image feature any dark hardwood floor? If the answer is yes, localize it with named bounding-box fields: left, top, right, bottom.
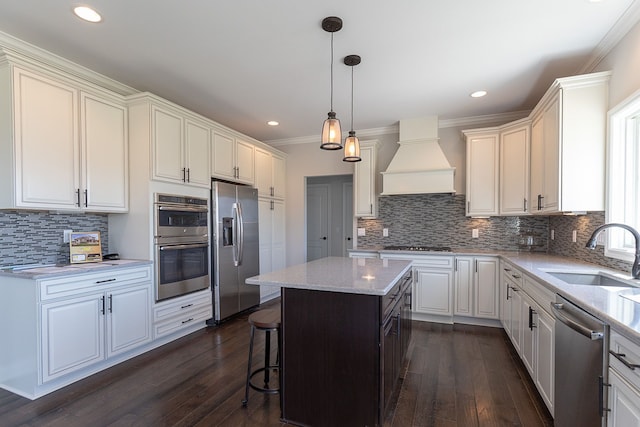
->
left=0, top=299, right=553, bottom=426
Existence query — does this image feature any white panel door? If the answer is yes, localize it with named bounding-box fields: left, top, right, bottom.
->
left=520, top=295, right=535, bottom=376
left=81, top=92, right=128, bottom=211
left=542, top=95, right=560, bottom=212
left=500, top=124, right=530, bottom=215
left=608, top=368, right=640, bottom=427
left=530, top=114, right=545, bottom=213
left=235, top=138, right=255, bottom=184
left=535, top=308, right=554, bottom=414
left=354, top=144, right=376, bottom=217
left=466, top=133, right=499, bottom=216
left=254, top=148, right=272, bottom=197
left=272, top=199, right=286, bottom=271
left=272, top=154, right=286, bottom=199
left=212, top=131, right=235, bottom=180
left=107, top=284, right=152, bottom=358
left=152, top=106, right=183, bottom=183
left=258, top=198, right=273, bottom=274
left=306, top=184, right=329, bottom=261
left=474, top=258, right=499, bottom=319
left=41, top=293, right=105, bottom=382
left=14, top=68, right=79, bottom=209
left=184, top=119, right=211, bottom=187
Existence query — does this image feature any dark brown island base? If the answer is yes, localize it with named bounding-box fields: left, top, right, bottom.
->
left=247, top=257, right=412, bottom=426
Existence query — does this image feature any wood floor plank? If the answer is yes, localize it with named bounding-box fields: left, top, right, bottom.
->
left=0, top=304, right=553, bottom=427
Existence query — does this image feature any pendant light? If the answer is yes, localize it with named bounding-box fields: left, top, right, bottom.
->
left=320, top=16, right=343, bottom=150
left=343, top=54, right=362, bottom=162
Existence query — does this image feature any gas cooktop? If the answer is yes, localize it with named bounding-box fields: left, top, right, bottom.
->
left=383, top=245, right=452, bottom=252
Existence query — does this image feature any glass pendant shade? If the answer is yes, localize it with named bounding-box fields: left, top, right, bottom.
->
left=343, top=131, right=361, bottom=162
left=321, top=111, right=342, bottom=150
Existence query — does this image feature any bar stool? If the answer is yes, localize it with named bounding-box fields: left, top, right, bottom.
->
left=241, top=308, right=281, bottom=407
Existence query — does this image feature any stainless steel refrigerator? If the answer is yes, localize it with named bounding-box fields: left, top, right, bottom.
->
left=209, top=180, right=260, bottom=323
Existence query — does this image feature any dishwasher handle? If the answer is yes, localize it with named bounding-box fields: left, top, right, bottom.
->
left=551, top=302, right=604, bottom=341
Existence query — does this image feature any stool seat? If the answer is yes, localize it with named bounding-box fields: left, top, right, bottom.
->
left=248, top=309, right=281, bottom=329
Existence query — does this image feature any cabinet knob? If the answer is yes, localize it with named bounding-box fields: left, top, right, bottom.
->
left=321, top=237, right=327, bottom=240
left=346, top=237, right=352, bottom=241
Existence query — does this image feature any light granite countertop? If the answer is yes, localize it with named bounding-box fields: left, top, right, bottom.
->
left=246, top=256, right=412, bottom=296
left=0, top=259, right=152, bottom=280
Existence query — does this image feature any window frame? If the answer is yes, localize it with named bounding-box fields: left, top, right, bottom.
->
left=606, top=88, right=640, bottom=263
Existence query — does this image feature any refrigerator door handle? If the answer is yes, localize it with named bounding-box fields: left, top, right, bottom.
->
left=232, top=203, right=240, bottom=266
left=236, top=201, right=245, bottom=265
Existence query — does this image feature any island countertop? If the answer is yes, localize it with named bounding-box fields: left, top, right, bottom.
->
left=245, top=256, right=412, bottom=296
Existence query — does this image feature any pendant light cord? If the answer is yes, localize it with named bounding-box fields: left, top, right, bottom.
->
left=350, top=65, right=354, bottom=131
left=330, top=32, right=334, bottom=112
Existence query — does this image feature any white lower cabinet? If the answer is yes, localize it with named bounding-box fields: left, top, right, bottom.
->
left=41, top=281, right=151, bottom=382
left=499, top=261, right=554, bottom=416
left=454, top=256, right=499, bottom=319
left=152, top=289, right=212, bottom=339
left=0, top=265, right=153, bottom=399
left=414, top=267, right=454, bottom=316
left=609, top=330, right=640, bottom=426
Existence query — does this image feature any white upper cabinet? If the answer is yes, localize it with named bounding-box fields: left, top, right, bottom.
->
left=151, top=103, right=210, bottom=188
left=212, top=130, right=255, bottom=185
left=354, top=141, right=379, bottom=218
left=529, top=71, right=610, bottom=213
left=0, top=65, right=128, bottom=212
left=255, top=147, right=286, bottom=199
left=464, top=130, right=499, bottom=217
left=499, top=120, right=530, bottom=215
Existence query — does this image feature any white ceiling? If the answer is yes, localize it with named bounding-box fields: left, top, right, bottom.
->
left=0, top=1, right=638, bottom=144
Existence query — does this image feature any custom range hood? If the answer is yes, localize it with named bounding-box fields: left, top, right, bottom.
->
left=381, top=116, right=456, bottom=195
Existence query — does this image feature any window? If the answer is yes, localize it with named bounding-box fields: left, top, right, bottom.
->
left=606, top=89, right=640, bottom=262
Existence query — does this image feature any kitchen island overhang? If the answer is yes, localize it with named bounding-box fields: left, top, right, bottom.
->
left=246, top=257, right=413, bottom=427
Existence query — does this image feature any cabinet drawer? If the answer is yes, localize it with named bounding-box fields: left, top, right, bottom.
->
left=40, top=266, right=151, bottom=301
left=381, top=253, right=453, bottom=269
left=523, top=276, right=555, bottom=315
left=153, top=290, right=212, bottom=323
left=610, top=330, right=640, bottom=391
left=153, top=306, right=212, bottom=339
left=501, top=263, right=523, bottom=287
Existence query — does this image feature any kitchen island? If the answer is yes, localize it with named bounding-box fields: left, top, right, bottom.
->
left=246, top=256, right=412, bottom=427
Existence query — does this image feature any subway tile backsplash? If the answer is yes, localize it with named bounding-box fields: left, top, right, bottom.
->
left=356, top=194, right=633, bottom=274
left=0, top=211, right=109, bottom=267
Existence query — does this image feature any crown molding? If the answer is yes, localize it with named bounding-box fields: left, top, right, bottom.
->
left=0, top=30, right=138, bottom=96
left=579, top=0, right=640, bottom=73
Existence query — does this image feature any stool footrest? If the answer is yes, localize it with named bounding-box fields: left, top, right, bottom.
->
left=248, top=366, right=280, bottom=394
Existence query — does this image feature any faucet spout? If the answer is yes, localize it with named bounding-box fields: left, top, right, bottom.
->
left=586, top=223, right=640, bottom=279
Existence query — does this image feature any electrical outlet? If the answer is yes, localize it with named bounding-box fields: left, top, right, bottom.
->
left=357, top=228, right=366, bottom=237
left=472, top=229, right=479, bottom=238
left=572, top=230, right=577, bottom=243
left=551, top=230, right=555, bottom=240
left=382, top=228, right=389, bottom=237
left=63, top=229, right=73, bottom=243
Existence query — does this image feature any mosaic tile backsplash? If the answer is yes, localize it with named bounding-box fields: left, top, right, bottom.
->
left=0, top=211, right=109, bottom=267
left=357, top=194, right=634, bottom=274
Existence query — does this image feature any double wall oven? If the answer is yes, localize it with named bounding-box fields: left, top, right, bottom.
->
left=154, top=193, right=210, bottom=301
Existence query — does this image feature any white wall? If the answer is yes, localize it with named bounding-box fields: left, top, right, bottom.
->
left=594, top=19, right=640, bottom=109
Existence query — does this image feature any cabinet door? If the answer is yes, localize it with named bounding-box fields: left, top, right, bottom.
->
left=414, top=268, right=453, bottom=316
left=500, top=124, right=530, bottom=215
left=474, top=258, right=499, bottom=319
left=272, top=154, right=286, bottom=199
left=41, top=293, right=105, bottom=382
left=608, top=368, right=640, bottom=427
left=81, top=92, right=128, bottom=211
left=535, top=308, right=554, bottom=414
left=152, top=106, right=184, bottom=183
left=272, top=199, right=286, bottom=272
left=520, top=296, right=535, bottom=376
left=510, top=286, right=523, bottom=353
left=184, top=119, right=211, bottom=187
left=500, top=273, right=512, bottom=336
left=530, top=114, right=544, bottom=213
left=235, top=138, right=255, bottom=184
left=14, top=67, right=80, bottom=209
left=254, top=148, right=273, bottom=197
left=106, top=284, right=152, bottom=358
left=454, top=257, right=473, bottom=316
left=542, top=95, right=560, bottom=212
left=212, top=131, right=235, bottom=180
left=466, top=133, right=499, bottom=216
left=354, top=144, right=376, bottom=217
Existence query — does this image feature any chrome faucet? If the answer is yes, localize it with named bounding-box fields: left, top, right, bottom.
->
left=585, top=223, right=640, bottom=279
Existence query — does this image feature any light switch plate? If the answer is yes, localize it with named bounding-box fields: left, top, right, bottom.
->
left=357, top=228, right=366, bottom=237
left=572, top=230, right=577, bottom=243
left=472, top=229, right=479, bottom=238
left=551, top=230, right=555, bottom=240
left=63, top=229, right=73, bottom=243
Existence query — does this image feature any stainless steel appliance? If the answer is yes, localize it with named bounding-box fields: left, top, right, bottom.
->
left=551, top=294, right=609, bottom=427
left=209, top=180, right=260, bottom=323
left=154, top=193, right=209, bottom=301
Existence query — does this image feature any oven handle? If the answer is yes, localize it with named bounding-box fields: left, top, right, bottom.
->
left=159, top=243, right=209, bottom=251
left=550, top=302, right=604, bottom=340
left=158, top=205, right=208, bottom=213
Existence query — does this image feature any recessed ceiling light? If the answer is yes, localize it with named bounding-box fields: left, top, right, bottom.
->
left=470, top=90, right=487, bottom=98
left=73, top=6, right=102, bottom=23
left=267, top=121, right=279, bottom=126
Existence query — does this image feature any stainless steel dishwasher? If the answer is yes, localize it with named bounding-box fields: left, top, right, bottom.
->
left=551, top=294, right=609, bottom=427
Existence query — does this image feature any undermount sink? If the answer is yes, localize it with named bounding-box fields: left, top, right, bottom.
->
left=545, top=271, right=637, bottom=288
